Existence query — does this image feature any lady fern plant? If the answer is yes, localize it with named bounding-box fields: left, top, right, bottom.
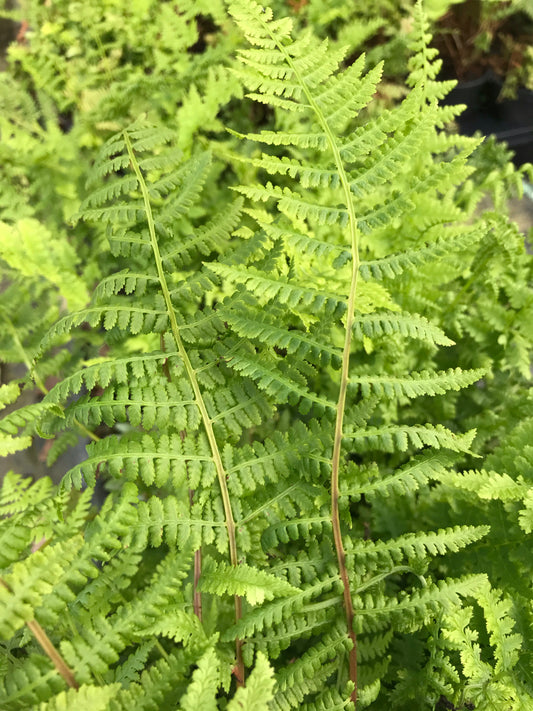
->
left=1, top=1, right=532, bottom=709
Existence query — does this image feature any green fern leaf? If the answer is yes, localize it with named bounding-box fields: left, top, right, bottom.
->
left=198, top=557, right=298, bottom=605
left=350, top=367, right=486, bottom=400
left=227, top=652, right=275, bottom=711
left=344, top=424, right=476, bottom=454
left=36, top=684, right=121, bottom=711
left=209, top=263, right=346, bottom=316
left=0, top=537, right=83, bottom=638
left=225, top=575, right=340, bottom=641
left=359, top=224, right=485, bottom=281
left=353, top=312, right=454, bottom=345
left=350, top=525, right=490, bottom=566
left=179, top=648, right=220, bottom=711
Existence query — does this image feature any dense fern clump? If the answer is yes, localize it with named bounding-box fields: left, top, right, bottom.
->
left=0, top=1, right=532, bottom=709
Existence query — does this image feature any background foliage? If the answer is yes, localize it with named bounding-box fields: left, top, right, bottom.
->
left=0, top=1, right=532, bottom=709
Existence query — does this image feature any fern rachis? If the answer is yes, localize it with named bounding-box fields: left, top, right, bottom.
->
left=122, top=130, right=247, bottom=680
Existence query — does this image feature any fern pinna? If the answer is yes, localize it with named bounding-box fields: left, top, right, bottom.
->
left=1, top=1, right=530, bottom=709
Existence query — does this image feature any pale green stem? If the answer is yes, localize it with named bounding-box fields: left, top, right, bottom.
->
left=124, top=132, right=243, bottom=681
left=261, top=21, right=361, bottom=704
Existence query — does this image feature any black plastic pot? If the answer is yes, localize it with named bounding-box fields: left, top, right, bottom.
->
left=444, top=70, right=533, bottom=166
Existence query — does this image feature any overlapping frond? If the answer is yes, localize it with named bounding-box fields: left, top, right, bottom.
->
left=1, top=2, right=528, bottom=709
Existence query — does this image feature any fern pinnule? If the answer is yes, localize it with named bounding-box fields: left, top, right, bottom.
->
left=161, top=198, right=243, bottom=269
left=210, top=262, right=347, bottom=316
left=353, top=574, right=488, bottom=634
left=198, top=557, right=298, bottom=606
left=135, top=494, right=222, bottom=550
left=227, top=351, right=336, bottom=414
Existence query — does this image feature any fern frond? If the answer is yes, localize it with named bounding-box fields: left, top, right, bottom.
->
left=0, top=434, right=33, bottom=457
left=1, top=2, right=526, bottom=707
left=92, top=271, right=158, bottom=302
left=350, top=525, right=489, bottom=570
left=299, top=685, right=355, bottom=711
left=175, top=648, right=220, bottom=711
left=344, top=424, right=476, bottom=454
left=223, top=425, right=315, bottom=494
left=39, top=304, right=168, bottom=352
left=227, top=652, right=275, bottom=711
left=441, top=586, right=528, bottom=710
left=35, top=485, right=139, bottom=627
left=359, top=224, right=486, bottom=281
left=108, top=649, right=191, bottom=711
left=350, top=367, right=485, bottom=400
left=42, top=352, right=181, bottom=405
left=225, top=575, right=340, bottom=641
left=0, top=655, right=65, bottom=710
left=63, top=432, right=215, bottom=488
left=476, top=585, right=522, bottom=674
left=0, top=472, right=54, bottom=516
left=0, top=474, right=56, bottom=568
left=355, top=574, right=488, bottom=634
left=0, top=400, right=56, bottom=437
left=111, top=642, right=154, bottom=687
left=262, top=221, right=351, bottom=268
left=228, top=125, right=329, bottom=150
left=442, top=469, right=526, bottom=502
left=0, top=537, right=83, bottom=638
left=227, top=351, right=335, bottom=413
left=0, top=218, right=90, bottom=311
left=337, top=87, right=422, bottom=162
left=60, top=544, right=196, bottom=684
left=273, top=625, right=352, bottom=708
left=344, top=451, right=455, bottom=500
left=61, top=379, right=199, bottom=432
left=210, top=263, right=346, bottom=316
left=134, top=494, right=211, bottom=549
left=74, top=547, right=143, bottom=619
left=347, top=109, right=436, bottom=200
left=262, top=515, right=332, bottom=548
left=356, top=148, right=477, bottom=235
left=33, top=684, right=121, bottom=711
left=223, top=304, right=341, bottom=367
left=161, top=198, right=243, bottom=269
left=353, top=312, right=454, bottom=345
left=198, top=557, right=298, bottom=605
left=233, top=182, right=349, bottom=227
